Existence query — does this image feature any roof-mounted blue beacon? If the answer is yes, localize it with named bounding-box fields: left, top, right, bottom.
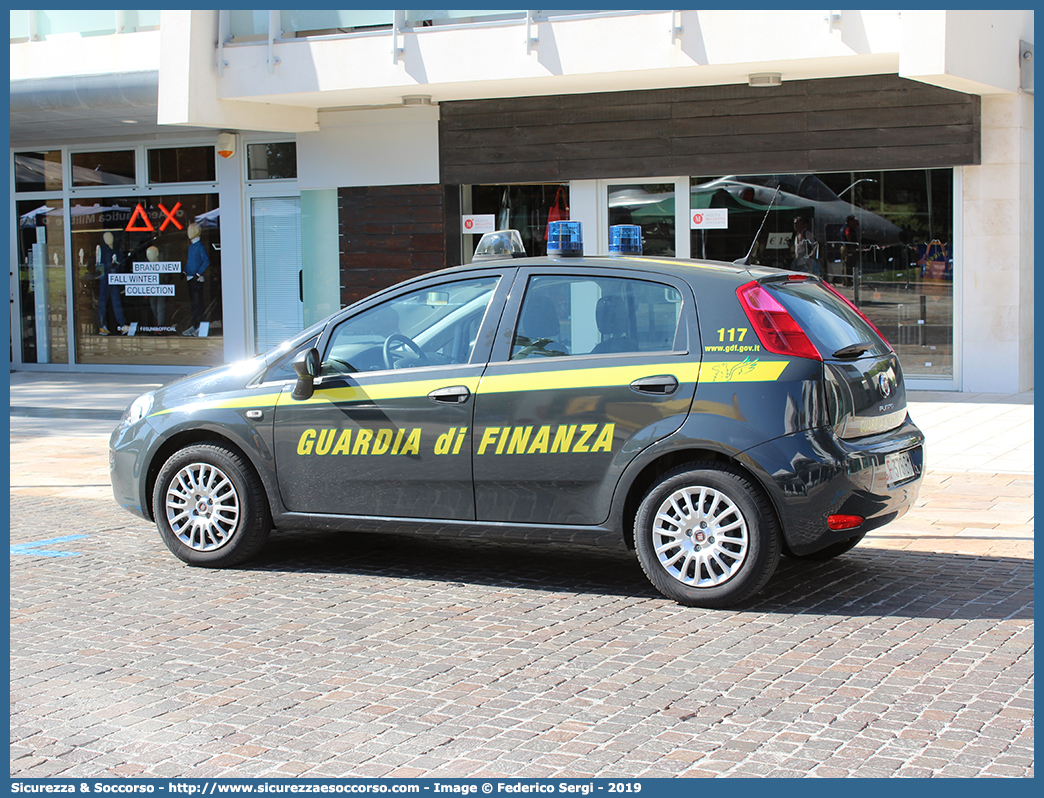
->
left=609, top=224, right=643, bottom=256
left=547, top=220, right=584, bottom=258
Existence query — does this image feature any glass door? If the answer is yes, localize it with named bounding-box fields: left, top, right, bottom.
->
left=251, top=196, right=304, bottom=352
left=16, top=198, right=68, bottom=364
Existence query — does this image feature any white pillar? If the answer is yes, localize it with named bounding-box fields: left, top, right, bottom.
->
left=216, top=134, right=248, bottom=363
left=960, top=92, right=1034, bottom=393
left=568, top=180, right=600, bottom=256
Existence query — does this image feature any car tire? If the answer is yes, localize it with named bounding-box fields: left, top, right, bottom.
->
left=786, top=531, right=867, bottom=561
left=153, top=442, right=271, bottom=567
left=634, top=463, right=780, bottom=608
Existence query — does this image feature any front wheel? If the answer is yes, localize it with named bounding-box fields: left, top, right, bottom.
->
left=634, top=464, right=780, bottom=608
left=153, top=442, right=271, bottom=567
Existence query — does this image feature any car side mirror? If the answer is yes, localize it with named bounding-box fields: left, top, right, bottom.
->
left=291, top=348, right=320, bottom=401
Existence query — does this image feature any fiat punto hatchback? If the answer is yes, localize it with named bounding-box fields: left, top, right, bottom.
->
left=110, top=225, right=923, bottom=608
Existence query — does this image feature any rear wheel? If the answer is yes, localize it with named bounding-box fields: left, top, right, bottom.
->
left=635, top=464, right=780, bottom=608
left=153, top=442, right=271, bottom=567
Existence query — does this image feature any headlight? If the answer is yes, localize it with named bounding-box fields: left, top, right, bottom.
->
left=122, top=392, right=155, bottom=426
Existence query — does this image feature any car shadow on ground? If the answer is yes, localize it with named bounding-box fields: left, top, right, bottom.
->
left=252, top=527, right=1033, bottom=622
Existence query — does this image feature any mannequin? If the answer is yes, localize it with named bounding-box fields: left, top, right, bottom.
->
left=182, top=222, right=210, bottom=337
left=145, top=245, right=168, bottom=329
left=97, top=231, right=128, bottom=335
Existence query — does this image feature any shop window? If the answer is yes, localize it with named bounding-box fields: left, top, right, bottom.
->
left=16, top=199, right=68, bottom=364
left=68, top=194, right=223, bottom=367
left=461, top=184, right=569, bottom=261
left=247, top=143, right=298, bottom=180
left=148, top=146, right=216, bottom=184
left=14, top=151, right=63, bottom=193
left=689, top=169, right=954, bottom=380
left=71, top=150, right=136, bottom=187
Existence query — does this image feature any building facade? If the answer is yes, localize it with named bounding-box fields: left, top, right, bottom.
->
left=9, top=9, right=1034, bottom=393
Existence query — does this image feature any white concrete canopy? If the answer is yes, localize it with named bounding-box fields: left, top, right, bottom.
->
left=147, top=9, right=1033, bottom=134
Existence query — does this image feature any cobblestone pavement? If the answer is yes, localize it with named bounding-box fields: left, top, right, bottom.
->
left=9, top=378, right=1035, bottom=778
left=10, top=485, right=1034, bottom=778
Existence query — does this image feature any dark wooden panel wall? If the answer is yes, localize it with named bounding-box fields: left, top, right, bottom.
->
left=337, top=185, right=451, bottom=307
left=337, top=75, right=979, bottom=304
left=439, top=75, right=981, bottom=184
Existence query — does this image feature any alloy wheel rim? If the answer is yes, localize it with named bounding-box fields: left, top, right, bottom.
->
left=652, top=485, right=749, bottom=587
left=165, top=462, right=241, bottom=551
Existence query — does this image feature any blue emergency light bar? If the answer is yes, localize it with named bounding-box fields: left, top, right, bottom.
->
left=547, top=220, right=584, bottom=257
left=609, top=225, right=643, bottom=256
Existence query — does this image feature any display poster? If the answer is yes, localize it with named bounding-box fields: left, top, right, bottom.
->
left=115, top=261, right=183, bottom=295
left=690, top=209, right=729, bottom=229
left=462, top=215, right=496, bottom=234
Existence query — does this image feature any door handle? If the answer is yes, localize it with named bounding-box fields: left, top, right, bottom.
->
left=428, top=385, right=472, bottom=404
left=630, top=375, right=679, bottom=395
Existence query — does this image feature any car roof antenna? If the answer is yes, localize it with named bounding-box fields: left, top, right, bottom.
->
left=734, top=185, right=781, bottom=267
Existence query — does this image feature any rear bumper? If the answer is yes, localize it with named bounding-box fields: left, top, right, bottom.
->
left=740, top=417, right=924, bottom=556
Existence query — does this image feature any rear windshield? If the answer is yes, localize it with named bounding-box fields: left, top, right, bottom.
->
left=768, top=280, right=888, bottom=358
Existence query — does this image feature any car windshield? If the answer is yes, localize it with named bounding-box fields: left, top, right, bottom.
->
left=265, top=319, right=328, bottom=359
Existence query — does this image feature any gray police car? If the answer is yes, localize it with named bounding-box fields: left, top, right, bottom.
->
left=110, top=223, right=923, bottom=608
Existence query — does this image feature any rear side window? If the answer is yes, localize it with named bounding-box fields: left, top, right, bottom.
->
left=511, top=275, right=683, bottom=359
left=769, top=281, right=887, bottom=357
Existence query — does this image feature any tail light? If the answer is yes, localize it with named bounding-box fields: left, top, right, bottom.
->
left=736, top=281, right=822, bottom=361
left=828, top=514, right=864, bottom=531
left=821, top=281, right=891, bottom=347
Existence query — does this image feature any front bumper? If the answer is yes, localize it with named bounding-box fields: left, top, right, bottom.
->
left=109, top=419, right=161, bottom=521
left=740, top=417, right=924, bottom=556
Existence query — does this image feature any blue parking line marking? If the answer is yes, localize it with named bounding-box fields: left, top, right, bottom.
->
left=11, top=535, right=88, bottom=558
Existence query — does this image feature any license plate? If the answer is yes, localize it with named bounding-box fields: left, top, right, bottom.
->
left=884, top=451, right=916, bottom=485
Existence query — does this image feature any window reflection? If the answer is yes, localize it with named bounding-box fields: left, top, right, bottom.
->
left=687, top=169, right=953, bottom=380
left=247, top=143, right=298, bottom=180
left=148, top=146, right=217, bottom=184
left=608, top=183, right=676, bottom=256
left=14, top=151, right=63, bottom=192
left=71, top=150, right=136, bottom=187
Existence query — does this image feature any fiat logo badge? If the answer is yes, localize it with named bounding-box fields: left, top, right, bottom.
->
left=878, top=373, right=893, bottom=397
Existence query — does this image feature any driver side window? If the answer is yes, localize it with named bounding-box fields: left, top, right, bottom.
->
left=323, top=276, right=500, bottom=373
